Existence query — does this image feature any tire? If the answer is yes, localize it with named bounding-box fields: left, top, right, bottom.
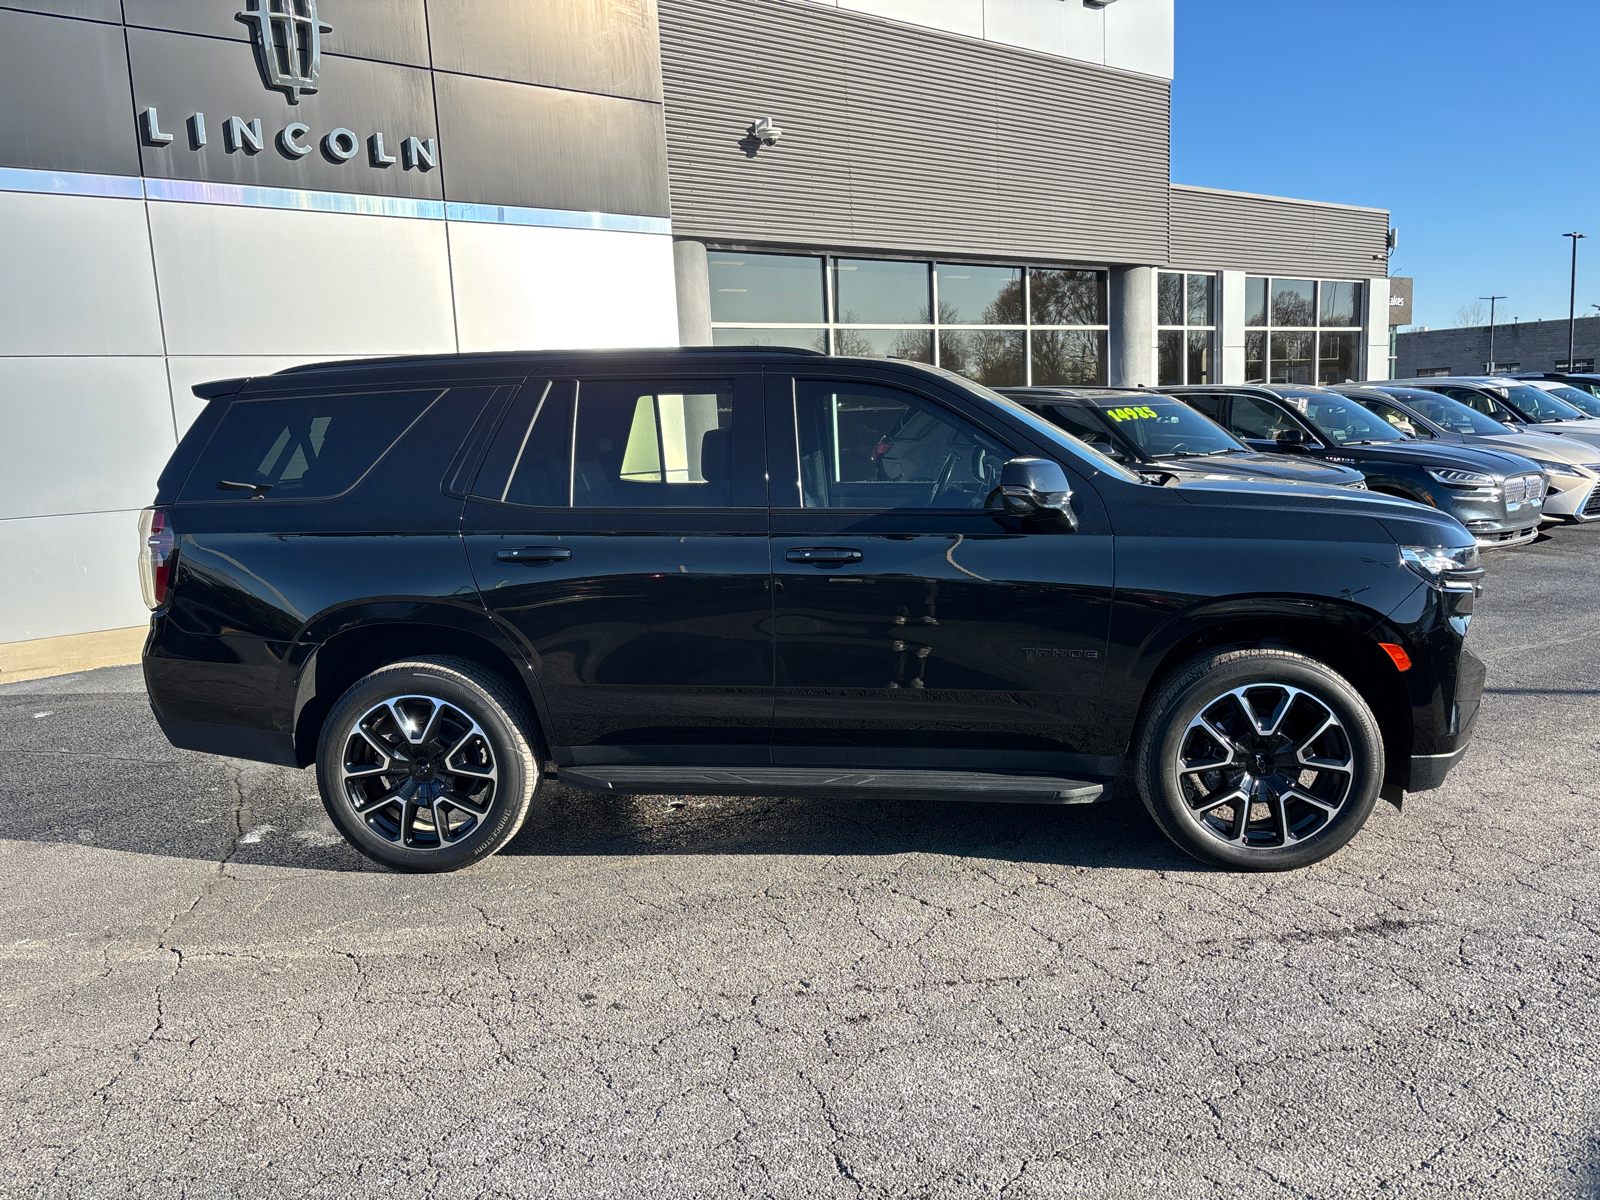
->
left=1134, top=648, right=1383, bottom=872
left=315, top=655, right=541, bottom=873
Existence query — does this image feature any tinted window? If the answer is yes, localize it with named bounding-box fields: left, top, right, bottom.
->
left=1282, top=393, right=1405, bottom=445
left=794, top=381, right=1010, bottom=510
left=1037, top=405, right=1117, bottom=452
left=1436, top=386, right=1501, bottom=417
left=1381, top=390, right=1505, bottom=436
left=474, top=381, right=575, bottom=507
left=573, top=381, right=741, bottom=508
left=184, top=390, right=438, bottom=502
left=1357, top=397, right=1432, bottom=438
left=1228, top=396, right=1300, bottom=440
left=1097, top=399, right=1242, bottom=457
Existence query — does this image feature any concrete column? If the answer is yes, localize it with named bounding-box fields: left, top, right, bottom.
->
left=1364, top=277, right=1392, bottom=381
left=672, top=239, right=712, bottom=347
left=1219, top=270, right=1246, bottom=384
left=1108, top=266, right=1156, bottom=388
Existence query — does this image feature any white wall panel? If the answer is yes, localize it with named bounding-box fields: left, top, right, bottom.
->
left=0, top=191, right=164, bottom=357
left=0, top=357, right=174, bottom=520
left=447, top=223, right=679, bottom=352
left=165, top=355, right=361, bottom=436
left=1104, top=0, right=1173, bottom=79
left=983, top=0, right=1067, bottom=58
left=1, top=510, right=148, bottom=643
left=1365, top=277, right=1392, bottom=382
left=147, top=203, right=457, bottom=357
left=838, top=0, right=983, bottom=39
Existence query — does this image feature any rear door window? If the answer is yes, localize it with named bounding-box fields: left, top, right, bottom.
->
left=182, top=390, right=441, bottom=501
left=1228, top=396, right=1299, bottom=440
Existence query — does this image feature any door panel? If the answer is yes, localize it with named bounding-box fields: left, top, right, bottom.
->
left=768, top=375, right=1114, bottom=772
left=462, top=374, right=772, bottom=761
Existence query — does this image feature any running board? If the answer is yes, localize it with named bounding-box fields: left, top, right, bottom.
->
left=556, top=765, right=1105, bottom=806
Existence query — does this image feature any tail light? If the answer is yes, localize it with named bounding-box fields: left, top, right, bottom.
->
left=138, top=507, right=175, bottom=610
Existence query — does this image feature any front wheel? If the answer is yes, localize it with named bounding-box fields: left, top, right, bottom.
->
left=315, top=656, right=541, bottom=873
left=1135, top=649, right=1384, bottom=871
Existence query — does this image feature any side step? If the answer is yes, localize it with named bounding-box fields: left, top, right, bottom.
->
left=556, top=765, right=1105, bottom=806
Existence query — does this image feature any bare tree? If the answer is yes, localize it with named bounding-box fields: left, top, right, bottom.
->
left=1454, top=301, right=1488, bottom=328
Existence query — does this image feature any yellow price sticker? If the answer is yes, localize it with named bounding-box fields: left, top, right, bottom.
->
left=1106, top=405, right=1159, bottom=422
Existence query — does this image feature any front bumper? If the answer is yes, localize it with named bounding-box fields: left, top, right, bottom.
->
left=1471, top=523, right=1541, bottom=549
left=1540, top=476, right=1600, bottom=521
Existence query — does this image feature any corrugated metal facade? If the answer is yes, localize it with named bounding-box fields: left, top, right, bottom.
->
left=658, top=0, right=1172, bottom=265
left=1169, top=185, right=1389, bottom=279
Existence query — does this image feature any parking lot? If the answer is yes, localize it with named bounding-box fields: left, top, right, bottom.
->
left=2, top=525, right=1598, bottom=1198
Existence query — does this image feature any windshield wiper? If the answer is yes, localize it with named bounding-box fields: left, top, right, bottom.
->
left=1158, top=450, right=1233, bottom=459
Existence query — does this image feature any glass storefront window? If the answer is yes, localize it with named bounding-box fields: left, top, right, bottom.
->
left=709, top=252, right=1108, bottom=387
left=939, top=330, right=1026, bottom=387
left=712, top=327, right=828, bottom=353
left=1247, top=276, right=1367, bottom=383
left=833, top=258, right=931, bottom=325
left=1157, top=271, right=1216, bottom=385
left=708, top=254, right=824, bottom=324
left=937, top=264, right=1021, bottom=324
left=835, top=328, right=934, bottom=362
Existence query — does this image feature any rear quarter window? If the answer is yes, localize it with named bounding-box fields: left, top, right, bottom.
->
left=180, top=390, right=441, bottom=502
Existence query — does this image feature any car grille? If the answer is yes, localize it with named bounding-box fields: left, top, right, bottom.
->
left=1479, top=526, right=1539, bottom=544
left=1502, top=473, right=1544, bottom=506
left=1586, top=486, right=1600, bottom=516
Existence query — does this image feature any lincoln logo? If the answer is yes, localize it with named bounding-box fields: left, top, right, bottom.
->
left=237, top=0, right=333, bottom=103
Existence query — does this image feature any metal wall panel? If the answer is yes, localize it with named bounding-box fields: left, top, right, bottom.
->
left=121, top=0, right=432, bottom=69
left=1169, top=185, right=1389, bottom=278
left=147, top=202, right=456, bottom=356
left=659, top=0, right=1171, bottom=264
left=435, top=73, right=670, bottom=217
left=128, top=27, right=443, bottom=200
left=0, top=191, right=164, bottom=357
left=427, top=0, right=663, bottom=103
left=1, top=510, right=149, bottom=642
left=0, top=9, right=139, bottom=176
left=448, top=222, right=678, bottom=352
left=0, top=357, right=175, bottom=520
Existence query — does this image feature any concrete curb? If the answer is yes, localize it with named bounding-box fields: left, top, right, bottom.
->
left=0, top=627, right=148, bottom=685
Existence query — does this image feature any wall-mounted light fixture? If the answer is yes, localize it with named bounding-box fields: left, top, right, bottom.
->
left=748, top=117, right=784, bottom=147
left=1083, top=0, right=1121, bottom=7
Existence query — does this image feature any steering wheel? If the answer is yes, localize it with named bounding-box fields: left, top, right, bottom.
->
left=1166, top=442, right=1190, bottom=455
left=930, top=453, right=957, bottom=505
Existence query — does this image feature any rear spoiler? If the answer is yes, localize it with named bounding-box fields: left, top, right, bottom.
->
left=192, top=377, right=250, bottom=401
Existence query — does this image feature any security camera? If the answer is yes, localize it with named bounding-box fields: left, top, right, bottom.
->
left=749, top=117, right=784, bottom=147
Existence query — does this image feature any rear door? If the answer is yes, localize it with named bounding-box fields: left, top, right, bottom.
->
left=461, top=372, right=772, bottom=764
left=765, top=369, right=1115, bottom=775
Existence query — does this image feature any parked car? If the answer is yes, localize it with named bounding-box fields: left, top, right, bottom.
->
left=997, top=386, right=1368, bottom=490
left=1510, top=372, right=1600, bottom=410
left=1518, top=378, right=1600, bottom=420
left=1391, top=376, right=1600, bottom=451
left=1156, top=384, right=1547, bottom=548
left=1336, top=385, right=1600, bottom=524
left=144, top=348, right=1486, bottom=874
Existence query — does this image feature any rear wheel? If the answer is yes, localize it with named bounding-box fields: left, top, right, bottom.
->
left=315, top=656, right=540, bottom=873
left=1135, top=648, right=1383, bottom=871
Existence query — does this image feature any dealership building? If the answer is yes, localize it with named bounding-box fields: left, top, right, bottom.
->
left=0, top=0, right=1393, bottom=650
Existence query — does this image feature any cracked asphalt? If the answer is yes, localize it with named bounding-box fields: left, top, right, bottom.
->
left=3, top=524, right=1599, bottom=1199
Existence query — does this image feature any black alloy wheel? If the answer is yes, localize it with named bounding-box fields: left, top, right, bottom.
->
left=316, top=656, right=541, bottom=872
left=1136, top=648, right=1384, bottom=871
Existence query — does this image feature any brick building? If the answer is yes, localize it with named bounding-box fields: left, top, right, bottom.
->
left=1396, top=317, right=1600, bottom=378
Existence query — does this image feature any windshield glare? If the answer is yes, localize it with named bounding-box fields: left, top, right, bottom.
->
left=1281, top=392, right=1407, bottom=445
left=1095, top=399, right=1243, bottom=457
left=1502, top=384, right=1588, bottom=422
left=1540, top=384, right=1600, bottom=418
left=1380, top=389, right=1506, bottom=436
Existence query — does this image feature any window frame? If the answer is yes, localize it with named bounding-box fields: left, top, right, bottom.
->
left=1244, top=276, right=1368, bottom=385
left=1156, top=270, right=1218, bottom=385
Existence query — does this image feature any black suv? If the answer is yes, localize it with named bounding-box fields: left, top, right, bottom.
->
left=998, top=387, right=1368, bottom=490
left=1160, top=384, right=1547, bottom=548
left=142, top=349, right=1486, bottom=874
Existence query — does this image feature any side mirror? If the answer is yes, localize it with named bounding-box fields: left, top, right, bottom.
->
left=1275, top=428, right=1307, bottom=446
left=990, top=457, right=1078, bottom=531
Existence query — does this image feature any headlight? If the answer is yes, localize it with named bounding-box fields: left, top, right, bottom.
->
left=1400, top=544, right=1481, bottom=590
left=1531, top=459, right=1578, bottom=476
left=1426, top=468, right=1495, bottom=487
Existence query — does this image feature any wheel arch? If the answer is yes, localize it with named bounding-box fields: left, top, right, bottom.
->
left=291, top=617, right=549, bottom=768
left=1127, top=613, right=1414, bottom=790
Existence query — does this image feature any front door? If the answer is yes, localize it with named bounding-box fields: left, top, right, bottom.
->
left=461, top=373, right=771, bottom=764
left=766, top=373, right=1115, bottom=776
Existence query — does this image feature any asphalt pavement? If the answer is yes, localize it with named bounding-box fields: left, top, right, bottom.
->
left=3, top=524, right=1599, bottom=1198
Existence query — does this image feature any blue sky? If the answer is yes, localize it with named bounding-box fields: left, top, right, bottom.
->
left=1170, top=0, right=1600, bottom=330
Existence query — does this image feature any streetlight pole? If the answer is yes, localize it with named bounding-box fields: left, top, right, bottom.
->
left=1481, top=295, right=1506, bottom=373
left=1564, top=232, right=1587, bottom=371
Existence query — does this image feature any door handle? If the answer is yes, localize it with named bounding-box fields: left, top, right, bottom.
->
left=786, top=546, right=863, bottom=566
left=496, top=546, right=572, bottom=565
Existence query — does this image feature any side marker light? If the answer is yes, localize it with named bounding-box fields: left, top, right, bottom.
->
left=1379, top=643, right=1412, bottom=672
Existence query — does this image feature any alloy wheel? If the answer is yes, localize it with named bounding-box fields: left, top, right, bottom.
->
left=1174, top=683, right=1355, bottom=849
left=340, top=695, right=499, bottom=851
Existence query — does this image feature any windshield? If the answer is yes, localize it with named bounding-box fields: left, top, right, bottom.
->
left=1093, top=398, right=1244, bottom=458
left=1378, top=389, right=1508, bottom=436
left=961, top=383, right=1142, bottom=482
left=1537, top=384, right=1600, bottom=418
left=1498, top=383, right=1589, bottom=422
left=1280, top=391, right=1408, bottom=445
